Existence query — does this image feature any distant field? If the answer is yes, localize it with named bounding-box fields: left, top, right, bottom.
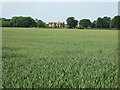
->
left=2, top=28, right=118, bottom=88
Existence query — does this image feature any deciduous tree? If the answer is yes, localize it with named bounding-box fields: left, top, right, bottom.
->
left=66, top=17, right=78, bottom=28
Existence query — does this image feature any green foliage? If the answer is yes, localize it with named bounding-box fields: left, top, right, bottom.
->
left=111, top=15, right=120, bottom=29
left=91, top=21, right=96, bottom=28
left=79, top=19, right=91, bottom=28
left=37, top=20, right=46, bottom=28
left=10, top=16, right=37, bottom=27
left=2, top=28, right=118, bottom=88
left=66, top=17, right=78, bottom=28
left=96, top=17, right=104, bottom=28
left=102, top=17, right=111, bottom=28
left=2, top=18, right=12, bottom=27
left=96, top=17, right=111, bottom=28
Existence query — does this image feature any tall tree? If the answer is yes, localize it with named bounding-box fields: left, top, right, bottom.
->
left=111, top=15, right=120, bottom=29
left=102, top=16, right=111, bottom=28
left=96, top=17, right=104, bottom=28
left=66, top=17, right=78, bottom=28
left=37, top=20, right=46, bottom=27
left=79, top=19, right=91, bottom=28
left=2, top=18, right=12, bottom=27
left=96, top=17, right=111, bottom=28
left=10, top=16, right=21, bottom=27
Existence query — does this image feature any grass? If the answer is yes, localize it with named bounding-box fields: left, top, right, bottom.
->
left=2, top=28, right=118, bottom=88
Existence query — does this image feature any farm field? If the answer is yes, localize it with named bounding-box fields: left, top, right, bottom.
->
left=2, top=28, right=118, bottom=88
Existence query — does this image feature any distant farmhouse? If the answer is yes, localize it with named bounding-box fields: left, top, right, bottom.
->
left=48, top=22, right=63, bottom=28
left=48, top=22, right=69, bottom=28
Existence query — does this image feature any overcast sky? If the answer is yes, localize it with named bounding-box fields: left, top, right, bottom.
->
left=2, top=2, right=118, bottom=22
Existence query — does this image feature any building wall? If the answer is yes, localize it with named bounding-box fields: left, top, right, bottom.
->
left=48, top=22, right=63, bottom=28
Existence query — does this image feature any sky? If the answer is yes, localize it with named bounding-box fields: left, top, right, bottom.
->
left=2, top=2, right=118, bottom=23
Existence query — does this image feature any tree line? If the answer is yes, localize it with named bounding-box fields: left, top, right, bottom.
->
left=66, top=16, right=120, bottom=29
left=1, top=16, right=46, bottom=28
left=1, top=15, right=120, bottom=29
